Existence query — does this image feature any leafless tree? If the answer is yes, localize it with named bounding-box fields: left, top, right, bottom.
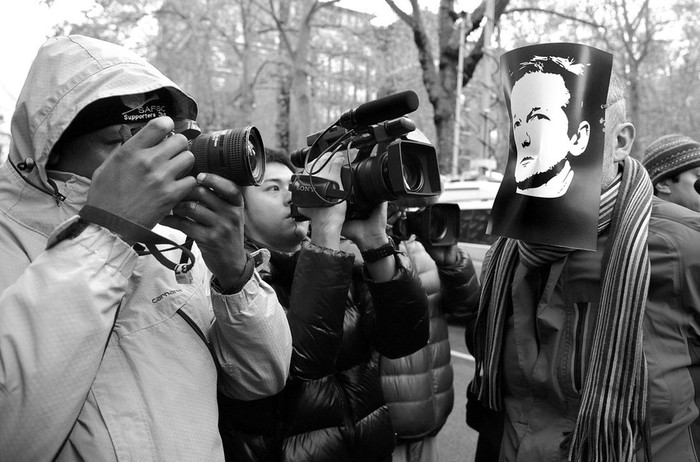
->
left=384, top=0, right=510, bottom=174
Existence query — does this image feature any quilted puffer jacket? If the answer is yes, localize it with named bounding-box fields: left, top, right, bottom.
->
left=219, top=238, right=430, bottom=462
left=379, top=237, right=480, bottom=440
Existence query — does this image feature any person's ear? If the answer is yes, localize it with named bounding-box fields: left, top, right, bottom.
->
left=569, top=121, right=590, bottom=156
left=654, top=179, right=672, bottom=196
left=611, top=122, right=635, bottom=163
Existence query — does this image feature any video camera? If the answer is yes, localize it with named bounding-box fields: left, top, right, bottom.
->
left=289, top=91, right=442, bottom=220
left=392, top=203, right=461, bottom=247
left=172, top=119, right=265, bottom=186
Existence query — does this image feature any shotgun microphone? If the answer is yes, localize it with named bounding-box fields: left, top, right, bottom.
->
left=338, top=90, right=419, bottom=129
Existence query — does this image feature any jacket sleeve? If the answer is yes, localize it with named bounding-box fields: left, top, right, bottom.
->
left=285, top=242, right=354, bottom=380
left=437, top=246, right=481, bottom=325
left=0, top=223, right=137, bottom=460
left=209, top=269, right=293, bottom=401
left=360, top=252, right=430, bottom=359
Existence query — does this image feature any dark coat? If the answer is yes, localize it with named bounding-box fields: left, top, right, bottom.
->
left=468, top=197, right=700, bottom=461
left=219, top=239, right=430, bottom=462
left=379, top=237, right=480, bottom=440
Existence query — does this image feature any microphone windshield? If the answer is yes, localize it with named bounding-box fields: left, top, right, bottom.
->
left=340, top=91, right=419, bottom=129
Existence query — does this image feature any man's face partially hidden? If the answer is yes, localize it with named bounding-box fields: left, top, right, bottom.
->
left=510, top=72, right=589, bottom=198
left=243, top=162, right=309, bottom=253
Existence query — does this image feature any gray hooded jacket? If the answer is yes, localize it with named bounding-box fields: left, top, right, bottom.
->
left=0, top=35, right=291, bottom=461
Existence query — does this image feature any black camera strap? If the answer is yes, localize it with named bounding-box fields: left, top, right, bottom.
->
left=79, top=205, right=196, bottom=277
left=290, top=173, right=347, bottom=208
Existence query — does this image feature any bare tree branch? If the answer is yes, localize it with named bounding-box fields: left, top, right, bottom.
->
left=384, top=0, right=415, bottom=27
left=504, top=7, right=603, bottom=29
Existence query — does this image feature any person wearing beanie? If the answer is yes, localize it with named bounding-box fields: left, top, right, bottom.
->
left=642, top=133, right=700, bottom=212
left=0, top=35, right=292, bottom=461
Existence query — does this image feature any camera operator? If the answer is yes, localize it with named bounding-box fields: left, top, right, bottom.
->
left=379, top=197, right=480, bottom=462
left=218, top=149, right=429, bottom=462
left=0, top=35, right=291, bottom=461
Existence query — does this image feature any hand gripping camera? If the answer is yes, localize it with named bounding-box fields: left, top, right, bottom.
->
left=391, top=203, right=461, bottom=247
left=115, top=119, right=266, bottom=275
left=289, top=91, right=442, bottom=220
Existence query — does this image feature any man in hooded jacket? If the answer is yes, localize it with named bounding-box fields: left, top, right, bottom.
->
left=0, top=35, right=292, bottom=461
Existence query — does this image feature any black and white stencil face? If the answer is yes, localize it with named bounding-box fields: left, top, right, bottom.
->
left=489, top=43, right=612, bottom=250
left=510, top=64, right=590, bottom=198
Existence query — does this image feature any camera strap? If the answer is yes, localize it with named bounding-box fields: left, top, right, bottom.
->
left=290, top=174, right=346, bottom=208
left=79, top=205, right=196, bottom=277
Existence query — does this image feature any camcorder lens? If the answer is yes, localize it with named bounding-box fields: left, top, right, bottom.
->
left=189, top=126, right=265, bottom=186
left=429, top=209, right=448, bottom=241
left=401, top=153, right=425, bottom=193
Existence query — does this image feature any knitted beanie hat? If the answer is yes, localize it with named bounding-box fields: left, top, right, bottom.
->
left=642, top=134, right=700, bottom=185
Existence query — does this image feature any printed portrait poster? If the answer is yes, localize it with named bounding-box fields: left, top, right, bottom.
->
left=488, top=43, right=613, bottom=250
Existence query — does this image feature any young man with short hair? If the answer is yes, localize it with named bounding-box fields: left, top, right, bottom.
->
left=219, top=149, right=430, bottom=462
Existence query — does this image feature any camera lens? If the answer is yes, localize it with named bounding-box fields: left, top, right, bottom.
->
left=429, top=209, right=448, bottom=241
left=189, top=126, right=265, bottom=186
left=401, top=153, right=424, bottom=193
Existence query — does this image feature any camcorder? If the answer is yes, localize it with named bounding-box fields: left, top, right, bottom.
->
left=171, top=119, right=265, bottom=186
left=289, top=90, right=442, bottom=220
left=392, top=203, right=461, bottom=247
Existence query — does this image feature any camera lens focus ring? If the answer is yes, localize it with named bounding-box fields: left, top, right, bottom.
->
left=189, top=125, right=265, bottom=186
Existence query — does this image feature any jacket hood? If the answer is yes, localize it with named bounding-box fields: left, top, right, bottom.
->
left=9, top=34, right=197, bottom=196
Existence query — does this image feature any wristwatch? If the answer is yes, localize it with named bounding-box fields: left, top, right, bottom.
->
left=360, top=237, right=398, bottom=263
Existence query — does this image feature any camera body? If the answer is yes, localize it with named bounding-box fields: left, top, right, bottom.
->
left=173, top=119, right=265, bottom=186
left=289, top=91, right=442, bottom=220
left=392, top=203, right=461, bottom=247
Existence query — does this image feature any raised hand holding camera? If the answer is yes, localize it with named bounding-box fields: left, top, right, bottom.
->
left=160, top=173, right=248, bottom=291
left=296, top=152, right=347, bottom=251
left=392, top=203, right=461, bottom=247
left=85, top=116, right=197, bottom=232
left=83, top=115, right=267, bottom=277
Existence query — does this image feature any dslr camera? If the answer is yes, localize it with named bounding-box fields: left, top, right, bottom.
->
left=172, top=119, right=265, bottom=186
left=289, top=91, right=442, bottom=220
left=391, top=203, right=461, bottom=247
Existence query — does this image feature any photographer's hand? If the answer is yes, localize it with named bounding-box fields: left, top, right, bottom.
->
left=343, top=202, right=396, bottom=282
left=297, top=153, right=347, bottom=251
left=85, top=116, right=197, bottom=233
left=423, top=242, right=459, bottom=267
left=160, top=173, right=247, bottom=292
left=342, top=202, right=390, bottom=250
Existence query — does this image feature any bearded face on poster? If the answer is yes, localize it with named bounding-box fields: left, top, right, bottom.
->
left=489, top=43, right=613, bottom=250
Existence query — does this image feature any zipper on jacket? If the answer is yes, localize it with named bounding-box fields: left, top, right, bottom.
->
left=176, top=309, right=222, bottom=375
left=334, top=377, right=359, bottom=455
left=9, top=157, right=67, bottom=204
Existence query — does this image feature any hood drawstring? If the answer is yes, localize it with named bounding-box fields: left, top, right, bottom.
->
left=9, top=157, right=66, bottom=206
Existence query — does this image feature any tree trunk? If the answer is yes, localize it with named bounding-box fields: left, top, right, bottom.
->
left=281, top=0, right=315, bottom=151
left=276, top=74, right=291, bottom=152
left=627, top=67, right=642, bottom=160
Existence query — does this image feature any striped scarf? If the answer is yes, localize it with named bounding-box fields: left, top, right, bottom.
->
left=517, top=176, right=619, bottom=268
left=471, top=157, right=652, bottom=461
